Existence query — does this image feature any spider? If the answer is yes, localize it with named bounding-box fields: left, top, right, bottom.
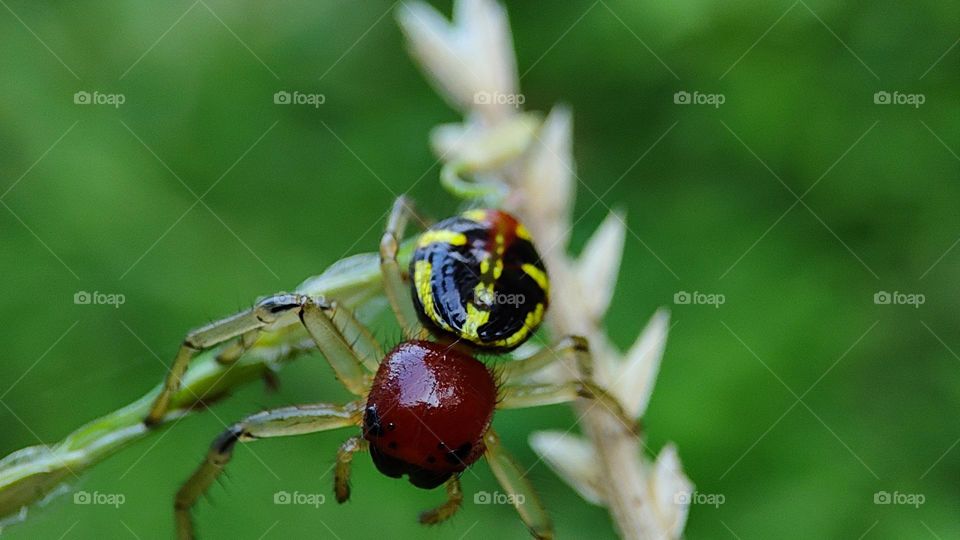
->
left=154, top=197, right=636, bottom=539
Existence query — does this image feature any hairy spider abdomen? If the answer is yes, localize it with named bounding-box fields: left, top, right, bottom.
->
left=363, top=340, right=497, bottom=489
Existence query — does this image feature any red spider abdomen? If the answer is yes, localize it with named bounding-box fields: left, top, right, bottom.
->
left=363, top=340, right=497, bottom=489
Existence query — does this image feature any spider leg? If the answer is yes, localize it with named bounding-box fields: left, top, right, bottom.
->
left=334, top=435, right=368, bottom=503
left=418, top=476, right=463, bottom=525
left=214, top=329, right=286, bottom=392
left=147, top=294, right=377, bottom=425
left=380, top=196, right=428, bottom=340
left=147, top=293, right=307, bottom=425
left=497, top=337, right=638, bottom=435
left=298, top=301, right=375, bottom=396
left=482, top=428, right=552, bottom=540
left=497, top=382, right=636, bottom=435
left=213, top=329, right=261, bottom=365
left=499, top=336, right=589, bottom=380
left=174, top=402, right=363, bottom=540
left=324, top=301, right=382, bottom=372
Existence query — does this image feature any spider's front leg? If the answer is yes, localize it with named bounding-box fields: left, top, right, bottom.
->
left=174, top=402, right=363, bottom=540
left=380, top=196, right=429, bottom=340
left=146, top=293, right=308, bottom=425
left=146, top=293, right=382, bottom=425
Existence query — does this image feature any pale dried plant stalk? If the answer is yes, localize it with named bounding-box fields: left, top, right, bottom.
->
left=398, top=1, right=692, bottom=538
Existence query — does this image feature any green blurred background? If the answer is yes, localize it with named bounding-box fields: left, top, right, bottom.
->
left=0, top=1, right=957, bottom=538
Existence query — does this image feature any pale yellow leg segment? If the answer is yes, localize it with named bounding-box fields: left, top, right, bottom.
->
left=499, top=381, right=637, bottom=434
left=299, top=301, right=372, bottom=396
left=149, top=294, right=377, bottom=425
left=497, top=336, right=639, bottom=435
left=147, top=293, right=309, bottom=425
left=326, top=302, right=382, bottom=372
left=418, top=476, right=463, bottom=525
left=334, top=435, right=367, bottom=503
left=500, top=336, right=589, bottom=381
left=214, top=329, right=261, bottom=365
left=174, top=402, right=362, bottom=540
left=380, top=196, right=427, bottom=340
left=483, top=429, right=553, bottom=540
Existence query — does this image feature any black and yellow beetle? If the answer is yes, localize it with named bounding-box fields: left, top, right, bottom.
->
left=410, top=208, right=549, bottom=351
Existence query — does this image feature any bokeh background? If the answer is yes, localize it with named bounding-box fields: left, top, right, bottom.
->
left=1, top=1, right=957, bottom=538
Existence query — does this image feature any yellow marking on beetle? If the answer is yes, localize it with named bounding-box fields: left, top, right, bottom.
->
left=464, top=279, right=496, bottom=340
left=479, top=257, right=499, bottom=280
left=491, top=303, right=544, bottom=349
left=495, top=234, right=505, bottom=255
left=521, top=263, right=549, bottom=294
left=462, top=209, right=488, bottom=223
left=417, top=230, right=467, bottom=248
left=414, top=260, right=451, bottom=332
left=515, top=223, right=532, bottom=241
left=462, top=302, right=491, bottom=339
